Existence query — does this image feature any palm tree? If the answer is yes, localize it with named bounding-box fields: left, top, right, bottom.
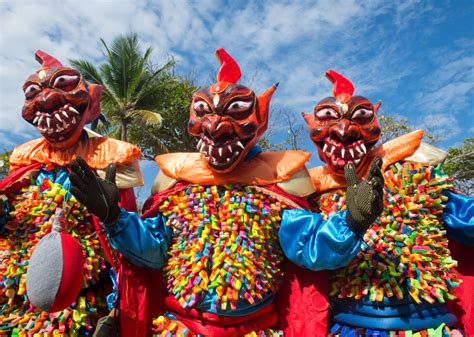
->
left=70, top=33, right=174, bottom=141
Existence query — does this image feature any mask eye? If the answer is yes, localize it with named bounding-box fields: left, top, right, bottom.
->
left=315, top=108, right=339, bottom=121
left=52, top=74, right=80, bottom=91
left=225, top=100, right=253, bottom=119
left=24, top=84, right=42, bottom=99
left=193, top=100, right=211, bottom=117
left=351, top=108, right=374, bottom=123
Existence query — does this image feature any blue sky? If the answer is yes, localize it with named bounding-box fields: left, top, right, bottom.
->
left=0, top=0, right=473, bottom=201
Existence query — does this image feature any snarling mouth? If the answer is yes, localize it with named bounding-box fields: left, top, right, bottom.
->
left=319, top=136, right=368, bottom=170
left=196, top=133, right=249, bottom=170
left=29, top=103, right=85, bottom=141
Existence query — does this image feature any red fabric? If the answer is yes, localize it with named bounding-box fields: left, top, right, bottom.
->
left=448, top=239, right=474, bottom=335
left=118, top=258, right=166, bottom=337
left=119, top=188, right=138, bottom=212
left=276, top=261, right=329, bottom=336
left=165, top=296, right=277, bottom=337
left=0, top=162, right=42, bottom=195
left=51, top=233, right=85, bottom=312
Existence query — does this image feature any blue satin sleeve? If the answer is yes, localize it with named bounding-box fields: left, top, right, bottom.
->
left=279, top=209, right=362, bottom=271
left=443, top=189, right=474, bottom=246
left=104, top=208, right=172, bottom=269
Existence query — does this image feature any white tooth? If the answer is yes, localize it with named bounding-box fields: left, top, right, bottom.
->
left=356, top=146, right=363, bottom=155
left=197, top=139, right=203, bottom=148
left=218, top=148, right=223, bottom=157
left=349, top=149, right=355, bottom=158
left=361, top=143, right=367, bottom=154
left=208, top=145, right=213, bottom=155
left=35, top=111, right=41, bottom=116
left=235, top=151, right=240, bottom=156
left=55, top=114, right=62, bottom=123
left=354, top=159, right=361, bottom=165
left=46, top=117, right=51, bottom=128
left=33, top=116, right=39, bottom=125
left=38, top=116, right=44, bottom=126
left=63, top=104, right=69, bottom=109
left=62, top=120, right=68, bottom=127
left=329, top=146, right=335, bottom=155
left=69, top=107, right=80, bottom=115
left=72, top=117, right=77, bottom=124
left=323, top=144, right=328, bottom=153
left=199, top=142, right=206, bottom=152
left=227, top=145, right=232, bottom=152
left=226, top=158, right=230, bottom=162
left=62, top=111, right=69, bottom=118
left=341, top=149, right=345, bottom=159
left=237, top=141, right=245, bottom=150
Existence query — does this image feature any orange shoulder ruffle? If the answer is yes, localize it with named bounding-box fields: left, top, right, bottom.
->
left=155, top=151, right=310, bottom=186
left=10, top=137, right=141, bottom=172
left=310, top=130, right=424, bottom=193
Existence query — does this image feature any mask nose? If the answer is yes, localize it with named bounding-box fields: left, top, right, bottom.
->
left=331, top=119, right=350, bottom=141
left=202, top=115, right=233, bottom=139
left=36, top=89, right=66, bottom=111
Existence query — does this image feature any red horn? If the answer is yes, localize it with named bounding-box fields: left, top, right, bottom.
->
left=216, top=48, right=241, bottom=83
left=325, top=69, right=354, bottom=103
left=35, top=50, right=62, bottom=68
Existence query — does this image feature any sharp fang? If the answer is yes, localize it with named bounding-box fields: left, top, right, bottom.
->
left=33, top=116, right=39, bottom=125
left=218, top=148, right=223, bottom=157
left=329, top=146, right=335, bottom=155
left=323, top=144, right=328, bottom=153
left=356, top=146, right=363, bottom=154
left=38, top=116, right=44, bottom=126
left=46, top=118, right=51, bottom=128
left=72, top=117, right=77, bottom=124
left=55, top=114, right=62, bottom=122
left=361, top=143, right=367, bottom=154
left=341, top=149, right=345, bottom=159
left=227, top=145, right=232, bottom=152
left=349, top=149, right=355, bottom=158
left=35, top=111, right=41, bottom=116
left=69, top=107, right=80, bottom=115
left=226, top=158, right=230, bottom=162
left=62, top=111, right=69, bottom=118
left=354, top=159, right=361, bottom=164
left=196, top=139, right=203, bottom=150
left=208, top=145, right=213, bottom=156
left=237, top=141, right=245, bottom=150
left=199, top=142, right=206, bottom=152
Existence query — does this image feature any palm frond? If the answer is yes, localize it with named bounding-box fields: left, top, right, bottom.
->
left=130, top=109, right=163, bottom=126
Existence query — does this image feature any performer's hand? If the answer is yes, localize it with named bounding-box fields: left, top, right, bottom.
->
left=69, top=157, right=120, bottom=225
left=344, top=156, right=384, bottom=233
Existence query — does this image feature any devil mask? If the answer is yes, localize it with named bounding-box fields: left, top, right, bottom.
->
left=22, top=51, right=103, bottom=149
left=303, top=70, right=382, bottom=174
left=188, top=48, right=278, bottom=173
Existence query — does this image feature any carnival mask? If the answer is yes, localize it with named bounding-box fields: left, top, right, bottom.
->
left=188, top=48, right=278, bottom=173
left=22, top=51, right=103, bottom=149
left=303, top=70, right=381, bottom=174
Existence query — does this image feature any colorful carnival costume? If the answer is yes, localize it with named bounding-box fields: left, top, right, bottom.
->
left=68, top=49, right=385, bottom=337
left=0, top=51, right=143, bottom=336
left=299, top=70, right=474, bottom=336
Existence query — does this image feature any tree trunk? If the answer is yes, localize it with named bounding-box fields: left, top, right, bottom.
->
left=121, top=122, right=128, bottom=141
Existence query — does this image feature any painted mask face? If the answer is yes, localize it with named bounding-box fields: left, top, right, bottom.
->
left=188, top=48, right=277, bottom=173
left=22, top=51, right=103, bottom=149
left=303, top=70, right=381, bottom=174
